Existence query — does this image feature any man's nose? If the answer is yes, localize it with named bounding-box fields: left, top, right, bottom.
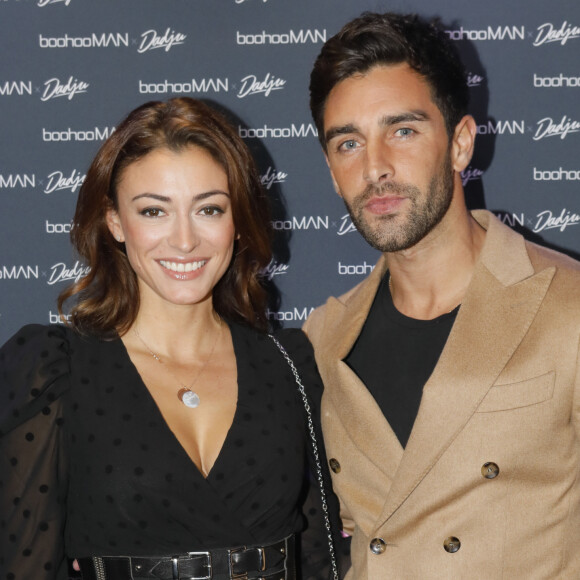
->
left=363, top=139, right=393, bottom=185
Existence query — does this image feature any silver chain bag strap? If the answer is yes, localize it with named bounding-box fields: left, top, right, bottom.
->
left=268, top=334, right=340, bottom=580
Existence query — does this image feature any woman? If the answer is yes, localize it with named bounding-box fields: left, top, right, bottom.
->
left=0, top=98, right=339, bottom=580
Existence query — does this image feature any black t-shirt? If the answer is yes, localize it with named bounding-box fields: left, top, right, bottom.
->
left=345, top=274, right=458, bottom=447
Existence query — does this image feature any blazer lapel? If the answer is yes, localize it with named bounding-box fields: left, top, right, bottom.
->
left=375, top=211, right=556, bottom=526
left=319, top=257, right=404, bottom=480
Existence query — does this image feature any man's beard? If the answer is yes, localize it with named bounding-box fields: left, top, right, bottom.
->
left=343, top=153, right=454, bottom=253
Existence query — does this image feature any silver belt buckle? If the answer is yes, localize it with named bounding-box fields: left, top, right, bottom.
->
left=172, top=551, right=212, bottom=580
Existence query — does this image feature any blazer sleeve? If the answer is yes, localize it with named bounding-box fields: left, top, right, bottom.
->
left=0, top=324, right=71, bottom=580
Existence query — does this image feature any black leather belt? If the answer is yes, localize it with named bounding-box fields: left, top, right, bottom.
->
left=76, top=534, right=295, bottom=580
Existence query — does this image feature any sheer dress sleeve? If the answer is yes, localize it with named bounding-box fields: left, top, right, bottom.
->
left=0, top=324, right=71, bottom=580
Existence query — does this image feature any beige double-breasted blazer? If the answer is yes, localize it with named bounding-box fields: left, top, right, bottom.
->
left=304, top=210, right=580, bottom=579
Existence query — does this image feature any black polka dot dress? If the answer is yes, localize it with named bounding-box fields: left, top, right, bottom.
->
left=0, top=323, right=323, bottom=580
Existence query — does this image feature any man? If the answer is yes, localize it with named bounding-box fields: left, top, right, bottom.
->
left=304, top=12, right=580, bottom=579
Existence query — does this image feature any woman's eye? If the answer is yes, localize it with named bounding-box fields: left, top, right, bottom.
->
left=141, top=207, right=164, bottom=217
left=200, top=206, right=223, bottom=216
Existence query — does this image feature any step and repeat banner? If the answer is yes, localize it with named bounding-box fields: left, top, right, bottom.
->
left=0, top=0, right=579, bottom=344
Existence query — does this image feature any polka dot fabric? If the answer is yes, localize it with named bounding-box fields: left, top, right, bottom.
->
left=0, top=323, right=324, bottom=580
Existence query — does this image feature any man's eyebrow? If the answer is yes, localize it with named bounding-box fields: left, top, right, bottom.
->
left=325, top=111, right=430, bottom=144
left=379, top=111, right=430, bottom=126
left=325, top=124, right=356, bottom=144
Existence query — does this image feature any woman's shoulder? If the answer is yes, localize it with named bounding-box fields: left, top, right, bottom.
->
left=272, top=327, right=316, bottom=362
left=271, top=327, right=322, bottom=399
left=229, top=321, right=323, bottom=403
left=1, top=322, right=73, bottom=363
left=1, top=323, right=110, bottom=357
left=0, top=324, right=74, bottom=430
left=230, top=322, right=314, bottom=361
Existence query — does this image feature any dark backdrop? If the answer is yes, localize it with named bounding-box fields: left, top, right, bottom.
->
left=1, top=0, right=579, bottom=344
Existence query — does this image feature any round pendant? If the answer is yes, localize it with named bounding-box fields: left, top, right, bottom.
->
left=178, top=388, right=200, bottom=408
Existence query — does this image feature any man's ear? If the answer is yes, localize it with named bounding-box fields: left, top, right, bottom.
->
left=451, top=115, right=477, bottom=173
left=324, top=153, right=342, bottom=198
left=106, top=208, right=124, bottom=243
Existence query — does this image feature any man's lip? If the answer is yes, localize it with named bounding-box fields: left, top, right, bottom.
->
left=364, top=195, right=406, bottom=215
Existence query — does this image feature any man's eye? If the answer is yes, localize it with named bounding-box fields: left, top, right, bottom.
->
left=339, top=140, right=358, bottom=151
left=396, top=128, right=414, bottom=137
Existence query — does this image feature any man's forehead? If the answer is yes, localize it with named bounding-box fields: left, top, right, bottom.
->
left=323, top=64, right=436, bottom=131
left=330, top=62, right=423, bottom=93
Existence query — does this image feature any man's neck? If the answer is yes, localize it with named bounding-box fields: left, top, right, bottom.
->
left=386, top=207, right=487, bottom=320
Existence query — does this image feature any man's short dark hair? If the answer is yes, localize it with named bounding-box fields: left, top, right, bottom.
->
left=309, top=12, right=470, bottom=150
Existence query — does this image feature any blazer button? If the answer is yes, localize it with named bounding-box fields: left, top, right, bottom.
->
left=370, top=538, right=386, bottom=554
left=481, top=462, right=500, bottom=479
left=329, top=458, right=341, bottom=473
left=443, top=537, right=461, bottom=553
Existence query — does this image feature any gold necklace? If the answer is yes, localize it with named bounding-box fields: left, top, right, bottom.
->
left=133, top=321, right=222, bottom=409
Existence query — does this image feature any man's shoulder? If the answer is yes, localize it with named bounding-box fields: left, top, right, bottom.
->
left=304, top=271, right=380, bottom=346
left=526, top=239, right=580, bottom=275
left=477, top=209, right=580, bottom=287
left=319, top=276, right=370, bottom=309
left=525, top=241, right=580, bottom=304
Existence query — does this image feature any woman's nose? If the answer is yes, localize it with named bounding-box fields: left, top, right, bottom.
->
left=168, top=216, right=199, bottom=253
